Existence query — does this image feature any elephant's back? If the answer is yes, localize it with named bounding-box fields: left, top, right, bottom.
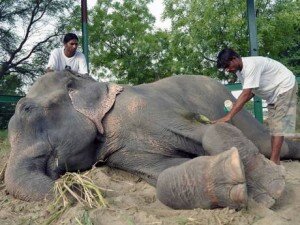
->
left=131, top=75, right=234, bottom=112
left=164, top=75, right=226, bottom=93
left=112, top=75, right=235, bottom=124
left=135, top=75, right=230, bottom=99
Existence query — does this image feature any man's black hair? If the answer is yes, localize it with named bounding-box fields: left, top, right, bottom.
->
left=217, top=48, right=241, bottom=69
left=63, top=33, right=78, bottom=44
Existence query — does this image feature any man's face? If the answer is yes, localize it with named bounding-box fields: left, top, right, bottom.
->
left=64, top=39, right=78, bottom=57
left=225, top=58, right=242, bottom=74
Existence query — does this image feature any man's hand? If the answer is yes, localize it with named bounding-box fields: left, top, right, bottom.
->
left=212, top=88, right=254, bottom=124
left=212, top=114, right=232, bottom=124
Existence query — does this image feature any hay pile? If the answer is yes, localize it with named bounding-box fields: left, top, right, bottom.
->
left=44, top=170, right=107, bottom=225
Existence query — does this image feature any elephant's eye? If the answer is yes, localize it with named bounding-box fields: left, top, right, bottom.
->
left=24, top=105, right=31, bottom=112
left=18, top=101, right=38, bottom=114
left=21, top=104, right=38, bottom=113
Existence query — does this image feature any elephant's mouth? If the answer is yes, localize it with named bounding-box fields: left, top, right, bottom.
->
left=44, top=133, right=62, bottom=179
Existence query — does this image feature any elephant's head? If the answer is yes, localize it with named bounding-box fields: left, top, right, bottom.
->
left=4, top=70, right=122, bottom=201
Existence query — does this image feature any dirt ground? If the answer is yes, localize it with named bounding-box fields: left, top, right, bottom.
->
left=1, top=144, right=300, bottom=225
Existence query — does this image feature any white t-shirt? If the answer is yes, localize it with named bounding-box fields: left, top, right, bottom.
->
left=236, top=56, right=295, bottom=104
left=46, top=48, right=88, bottom=74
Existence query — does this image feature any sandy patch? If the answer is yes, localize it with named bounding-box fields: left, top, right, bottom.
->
left=1, top=153, right=300, bottom=225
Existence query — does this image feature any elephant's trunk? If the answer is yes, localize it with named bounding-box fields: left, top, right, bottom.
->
left=4, top=142, right=54, bottom=201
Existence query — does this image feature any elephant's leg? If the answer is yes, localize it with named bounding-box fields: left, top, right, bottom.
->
left=156, top=148, right=247, bottom=209
left=202, top=123, right=285, bottom=207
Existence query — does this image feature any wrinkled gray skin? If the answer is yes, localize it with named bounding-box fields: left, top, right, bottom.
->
left=5, top=71, right=300, bottom=209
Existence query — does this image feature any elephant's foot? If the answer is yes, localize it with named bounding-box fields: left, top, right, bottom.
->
left=245, top=154, right=285, bottom=208
left=156, top=148, right=247, bottom=209
left=202, top=123, right=286, bottom=208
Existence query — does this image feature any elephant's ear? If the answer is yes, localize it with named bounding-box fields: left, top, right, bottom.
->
left=68, top=81, right=123, bottom=134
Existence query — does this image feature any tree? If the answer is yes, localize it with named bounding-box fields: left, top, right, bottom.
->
left=75, top=0, right=173, bottom=85
left=163, top=0, right=300, bottom=79
left=68, top=0, right=300, bottom=85
left=164, top=0, right=249, bottom=80
left=255, top=0, right=300, bottom=75
left=0, top=0, right=77, bottom=94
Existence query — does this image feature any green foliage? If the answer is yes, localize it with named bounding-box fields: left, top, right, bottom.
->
left=164, top=0, right=300, bottom=80
left=83, top=0, right=299, bottom=85
left=0, top=97, right=20, bottom=129
left=244, top=101, right=254, bottom=115
left=0, top=74, right=23, bottom=95
left=0, top=0, right=77, bottom=94
left=0, top=130, right=8, bottom=140
left=2, top=0, right=299, bottom=89
left=0, top=130, right=9, bottom=157
left=256, top=0, right=300, bottom=75
left=84, top=0, right=173, bottom=84
left=75, top=211, right=94, bottom=225
left=164, top=0, right=249, bottom=80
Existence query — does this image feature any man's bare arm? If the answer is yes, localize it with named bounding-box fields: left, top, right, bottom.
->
left=212, top=88, right=254, bottom=123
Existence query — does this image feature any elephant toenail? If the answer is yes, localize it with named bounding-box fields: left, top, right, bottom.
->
left=229, top=183, right=247, bottom=205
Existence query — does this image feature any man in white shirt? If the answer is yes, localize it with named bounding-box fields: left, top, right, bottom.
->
left=213, top=48, right=297, bottom=165
left=46, top=33, right=88, bottom=75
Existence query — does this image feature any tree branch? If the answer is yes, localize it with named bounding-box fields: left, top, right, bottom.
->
left=6, top=0, right=53, bottom=66
left=32, top=0, right=53, bottom=24
left=12, top=33, right=59, bottom=67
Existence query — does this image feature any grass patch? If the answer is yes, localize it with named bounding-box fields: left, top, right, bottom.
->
left=42, top=205, right=70, bottom=225
left=0, top=130, right=8, bottom=140
left=0, top=130, right=10, bottom=156
left=0, top=130, right=9, bottom=182
left=75, top=210, right=94, bottom=225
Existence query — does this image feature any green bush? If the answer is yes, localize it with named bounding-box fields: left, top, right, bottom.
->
left=0, top=130, right=8, bottom=140
left=0, top=102, right=17, bottom=129
left=0, top=130, right=10, bottom=157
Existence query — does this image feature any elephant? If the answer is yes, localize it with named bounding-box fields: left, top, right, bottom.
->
left=4, top=70, right=299, bottom=209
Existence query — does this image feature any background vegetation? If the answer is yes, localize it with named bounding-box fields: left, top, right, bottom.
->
left=1, top=0, right=299, bottom=90
left=0, top=0, right=76, bottom=95
left=0, top=129, right=9, bottom=157
left=0, top=0, right=299, bottom=128
left=82, top=0, right=299, bottom=84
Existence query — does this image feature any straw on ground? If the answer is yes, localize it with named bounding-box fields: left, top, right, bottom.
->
left=53, top=171, right=107, bottom=209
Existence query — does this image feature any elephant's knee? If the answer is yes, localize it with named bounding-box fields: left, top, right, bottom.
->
left=202, top=123, right=259, bottom=160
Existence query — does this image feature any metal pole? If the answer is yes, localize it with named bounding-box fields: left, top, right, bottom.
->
left=247, top=0, right=263, bottom=123
left=81, top=0, right=89, bottom=72
left=247, top=0, right=258, bottom=56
